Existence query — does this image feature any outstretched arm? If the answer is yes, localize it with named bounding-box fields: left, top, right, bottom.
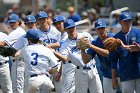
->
left=88, top=43, right=109, bottom=57
left=81, top=49, right=92, bottom=64
left=46, top=42, right=60, bottom=49
left=51, top=49, right=67, bottom=63
left=0, top=41, right=6, bottom=46
left=78, top=37, right=109, bottom=57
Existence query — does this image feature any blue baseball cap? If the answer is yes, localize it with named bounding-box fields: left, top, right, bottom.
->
left=95, top=19, right=107, bottom=29
left=24, top=15, right=36, bottom=24
left=25, top=29, right=42, bottom=40
left=64, top=19, right=75, bottom=29
left=35, top=11, right=48, bottom=19
left=53, top=15, right=65, bottom=24
left=8, top=14, right=19, bottom=23
left=119, top=12, right=133, bottom=21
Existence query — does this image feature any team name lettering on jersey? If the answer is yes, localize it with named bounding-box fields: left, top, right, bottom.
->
left=70, top=46, right=79, bottom=53
left=43, top=38, right=57, bottom=44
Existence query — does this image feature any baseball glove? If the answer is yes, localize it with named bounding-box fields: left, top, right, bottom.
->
left=0, top=46, right=17, bottom=57
left=76, top=37, right=88, bottom=50
left=103, top=37, right=121, bottom=52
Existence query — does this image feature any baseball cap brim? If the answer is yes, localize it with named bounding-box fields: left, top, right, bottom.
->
left=53, top=20, right=64, bottom=24
left=65, top=25, right=75, bottom=29
left=25, top=21, right=36, bottom=24
left=95, top=26, right=106, bottom=29
left=37, top=16, right=48, bottom=19
left=121, top=18, right=133, bottom=21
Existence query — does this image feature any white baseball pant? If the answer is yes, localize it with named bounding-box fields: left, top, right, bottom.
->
left=75, top=66, right=103, bottom=93
left=53, top=73, right=62, bottom=93
left=121, top=78, right=140, bottom=93
left=103, top=76, right=121, bottom=93
left=0, top=63, right=13, bottom=93
left=11, top=59, right=24, bottom=93
left=28, top=74, right=54, bottom=93
left=61, top=62, right=75, bottom=93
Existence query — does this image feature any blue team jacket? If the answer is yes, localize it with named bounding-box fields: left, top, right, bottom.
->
left=109, top=27, right=140, bottom=81
left=87, top=33, right=118, bottom=78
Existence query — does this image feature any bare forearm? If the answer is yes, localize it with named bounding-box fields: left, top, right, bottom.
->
left=112, top=69, right=117, bottom=78
left=49, top=67, right=58, bottom=74
left=81, top=49, right=92, bottom=64
left=0, top=41, right=6, bottom=46
left=47, top=42, right=60, bottom=48
left=53, top=51, right=67, bottom=63
left=89, top=44, right=109, bottom=57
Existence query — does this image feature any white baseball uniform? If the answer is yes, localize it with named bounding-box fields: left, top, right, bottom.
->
left=0, top=32, right=13, bottom=93
left=53, top=31, right=70, bottom=93
left=13, top=26, right=61, bottom=93
left=58, top=31, right=76, bottom=93
left=60, top=32, right=103, bottom=93
left=39, top=26, right=61, bottom=47
left=13, top=34, right=29, bottom=93
left=5, top=27, right=26, bottom=93
left=21, top=44, right=59, bottom=93
left=39, top=26, right=61, bottom=92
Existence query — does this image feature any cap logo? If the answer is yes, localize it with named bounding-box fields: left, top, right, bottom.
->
left=9, top=15, right=13, bottom=19
left=55, top=16, right=58, bottom=21
left=124, top=13, right=130, bottom=18
left=28, top=17, right=31, bottom=21
left=39, top=13, right=42, bottom=16
left=68, top=21, right=71, bottom=25
left=98, top=21, right=102, bottom=26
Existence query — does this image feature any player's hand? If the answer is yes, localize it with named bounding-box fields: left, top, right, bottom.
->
left=76, top=37, right=90, bottom=50
left=112, top=77, right=119, bottom=89
left=55, top=72, right=61, bottom=82
left=14, top=50, right=21, bottom=57
left=128, top=42, right=140, bottom=52
left=46, top=45, right=52, bottom=48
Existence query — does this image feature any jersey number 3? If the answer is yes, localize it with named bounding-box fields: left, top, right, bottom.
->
left=31, top=53, right=38, bottom=66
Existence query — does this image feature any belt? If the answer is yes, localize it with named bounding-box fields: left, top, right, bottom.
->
left=12, top=60, right=15, bottom=62
left=30, top=73, right=49, bottom=77
left=77, top=65, right=95, bottom=70
left=64, top=61, right=72, bottom=64
left=0, top=61, right=8, bottom=66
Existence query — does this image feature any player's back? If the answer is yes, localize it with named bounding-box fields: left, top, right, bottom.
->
left=21, top=44, right=56, bottom=75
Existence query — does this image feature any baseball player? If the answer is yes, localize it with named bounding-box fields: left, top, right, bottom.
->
left=12, top=14, right=56, bottom=93
left=20, top=29, right=59, bottom=93
left=53, top=15, right=76, bottom=93
left=0, top=32, right=13, bottom=93
left=80, top=19, right=121, bottom=93
left=0, top=13, right=26, bottom=93
left=13, top=15, right=37, bottom=51
left=35, top=11, right=62, bottom=92
left=53, top=19, right=102, bottom=93
left=109, top=12, right=140, bottom=93
left=24, top=15, right=37, bottom=30
left=35, top=11, right=61, bottom=49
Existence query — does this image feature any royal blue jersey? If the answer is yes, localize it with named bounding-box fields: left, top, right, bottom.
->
left=109, top=27, right=140, bottom=81
left=87, top=33, right=117, bottom=78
